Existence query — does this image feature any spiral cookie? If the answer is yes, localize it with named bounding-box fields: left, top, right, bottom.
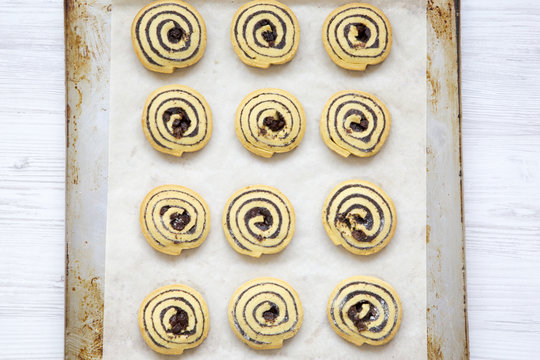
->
left=322, top=180, right=396, bottom=255
left=140, top=185, right=210, bottom=255
left=236, top=88, right=305, bottom=158
left=229, top=277, right=303, bottom=350
left=223, top=185, right=295, bottom=257
left=327, top=276, right=402, bottom=346
left=322, top=3, right=392, bottom=71
left=231, top=0, right=300, bottom=68
left=139, top=284, right=209, bottom=355
left=320, top=90, right=391, bottom=158
left=142, top=85, right=212, bottom=157
left=131, top=0, right=207, bottom=73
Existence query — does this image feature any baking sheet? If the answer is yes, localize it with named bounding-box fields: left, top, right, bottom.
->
left=104, top=0, right=427, bottom=358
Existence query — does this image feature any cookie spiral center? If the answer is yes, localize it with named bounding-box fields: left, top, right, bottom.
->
left=257, top=20, right=277, bottom=46
left=354, top=24, right=371, bottom=44
left=163, top=107, right=191, bottom=139
left=263, top=112, right=286, bottom=132
left=347, top=301, right=378, bottom=332
left=167, top=25, right=184, bottom=44
left=349, top=114, right=369, bottom=132
left=262, top=304, right=279, bottom=323
left=170, top=211, right=191, bottom=231
left=169, top=307, right=189, bottom=334
left=246, top=207, right=273, bottom=232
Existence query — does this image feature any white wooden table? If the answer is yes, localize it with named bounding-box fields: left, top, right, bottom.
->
left=1, top=1, right=539, bottom=359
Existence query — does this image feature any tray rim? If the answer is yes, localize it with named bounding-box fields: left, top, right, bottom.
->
left=64, top=1, right=468, bottom=359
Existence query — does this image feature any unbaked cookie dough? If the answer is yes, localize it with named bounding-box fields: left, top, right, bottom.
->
left=223, top=185, right=295, bottom=257
left=231, top=0, right=300, bottom=68
left=142, top=84, right=212, bottom=157
left=228, top=277, right=303, bottom=349
left=139, top=284, right=210, bottom=355
left=320, top=90, right=391, bottom=158
left=322, top=180, right=396, bottom=255
left=131, top=0, right=207, bottom=73
left=140, top=185, right=210, bottom=255
left=327, top=276, right=402, bottom=346
left=322, top=3, right=392, bottom=71
left=235, top=88, right=305, bottom=158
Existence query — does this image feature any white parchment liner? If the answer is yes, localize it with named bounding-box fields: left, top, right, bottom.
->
left=105, top=0, right=427, bottom=358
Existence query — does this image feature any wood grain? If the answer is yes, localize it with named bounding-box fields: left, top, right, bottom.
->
left=461, top=1, right=540, bottom=359
left=0, top=1, right=65, bottom=359
left=0, top=0, right=539, bottom=359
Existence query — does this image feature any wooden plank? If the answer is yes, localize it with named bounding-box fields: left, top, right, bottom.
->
left=461, top=1, right=540, bottom=359
left=0, top=0, right=66, bottom=359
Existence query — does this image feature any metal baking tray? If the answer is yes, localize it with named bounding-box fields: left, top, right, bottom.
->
left=64, top=0, right=468, bottom=358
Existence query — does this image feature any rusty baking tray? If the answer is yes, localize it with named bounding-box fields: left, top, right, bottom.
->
left=64, top=0, right=468, bottom=358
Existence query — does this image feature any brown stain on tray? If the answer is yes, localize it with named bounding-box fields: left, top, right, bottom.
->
left=426, top=54, right=440, bottom=112
left=427, top=333, right=444, bottom=360
left=65, top=266, right=104, bottom=360
left=427, top=0, right=454, bottom=42
left=426, top=0, right=469, bottom=359
left=65, top=0, right=110, bottom=187
left=427, top=305, right=443, bottom=359
left=65, top=0, right=110, bottom=359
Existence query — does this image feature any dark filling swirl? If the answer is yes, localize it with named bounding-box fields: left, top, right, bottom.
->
left=326, top=184, right=393, bottom=250
left=330, top=281, right=399, bottom=341
left=326, top=93, right=388, bottom=153
left=232, top=282, right=299, bottom=345
left=134, top=4, right=203, bottom=66
left=326, top=6, right=390, bottom=60
left=233, top=5, right=296, bottom=60
left=145, top=89, right=209, bottom=150
left=144, top=189, right=208, bottom=247
left=142, top=289, right=207, bottom=348
left=226, top=190, right=292, bottom=251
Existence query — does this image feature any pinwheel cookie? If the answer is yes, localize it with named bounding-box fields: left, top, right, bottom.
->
left=322, top=180, right=396, bottom=255
left=139, top=284, right=210, bottom=355
left=231, top=0, right=300, bottom=68
left=228, top=277, right=303, bottom=350
left=223, top=185, right=295, bottom=257
left=327, top=276, right=402, bottom=346
left=140, top=185, right=210, bottom=255
left=321, top=90, right=391, bottom=158
left=322, top=3, right=392, bottom=71
left=142, top=85, right=212, bottom=157
left=132, top=0, right=207, bottom=73
left=235, top=88, right=305, bottom=158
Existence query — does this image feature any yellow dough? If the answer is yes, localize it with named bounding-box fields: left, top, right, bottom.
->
left=320, top=90, right=391, bottom=158
left=231, top=0, right=300, bottom=68
left=322, top=180, right=396, bottom=255
left=142, top=84, right=212, bottom=157
left=322, top=3, right=392, bottom=71
left=327, top=276, right=402, bottom=346
left=223, top=185, right=295, bottom=257
left=140, top=185, right=210, bottom=255
left=139, top=284, right=210, bottom=355
left=131, top=0, right=207, bottom=73
left=228, top=277, right=303, bottom=350
left=235, top=88, right=305, bottom=158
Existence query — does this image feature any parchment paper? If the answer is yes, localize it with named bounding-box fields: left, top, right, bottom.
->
left=104, top=1, right=427, bottom=358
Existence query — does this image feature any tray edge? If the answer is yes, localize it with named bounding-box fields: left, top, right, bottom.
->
left=64, top=1, right=469, bottom=359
